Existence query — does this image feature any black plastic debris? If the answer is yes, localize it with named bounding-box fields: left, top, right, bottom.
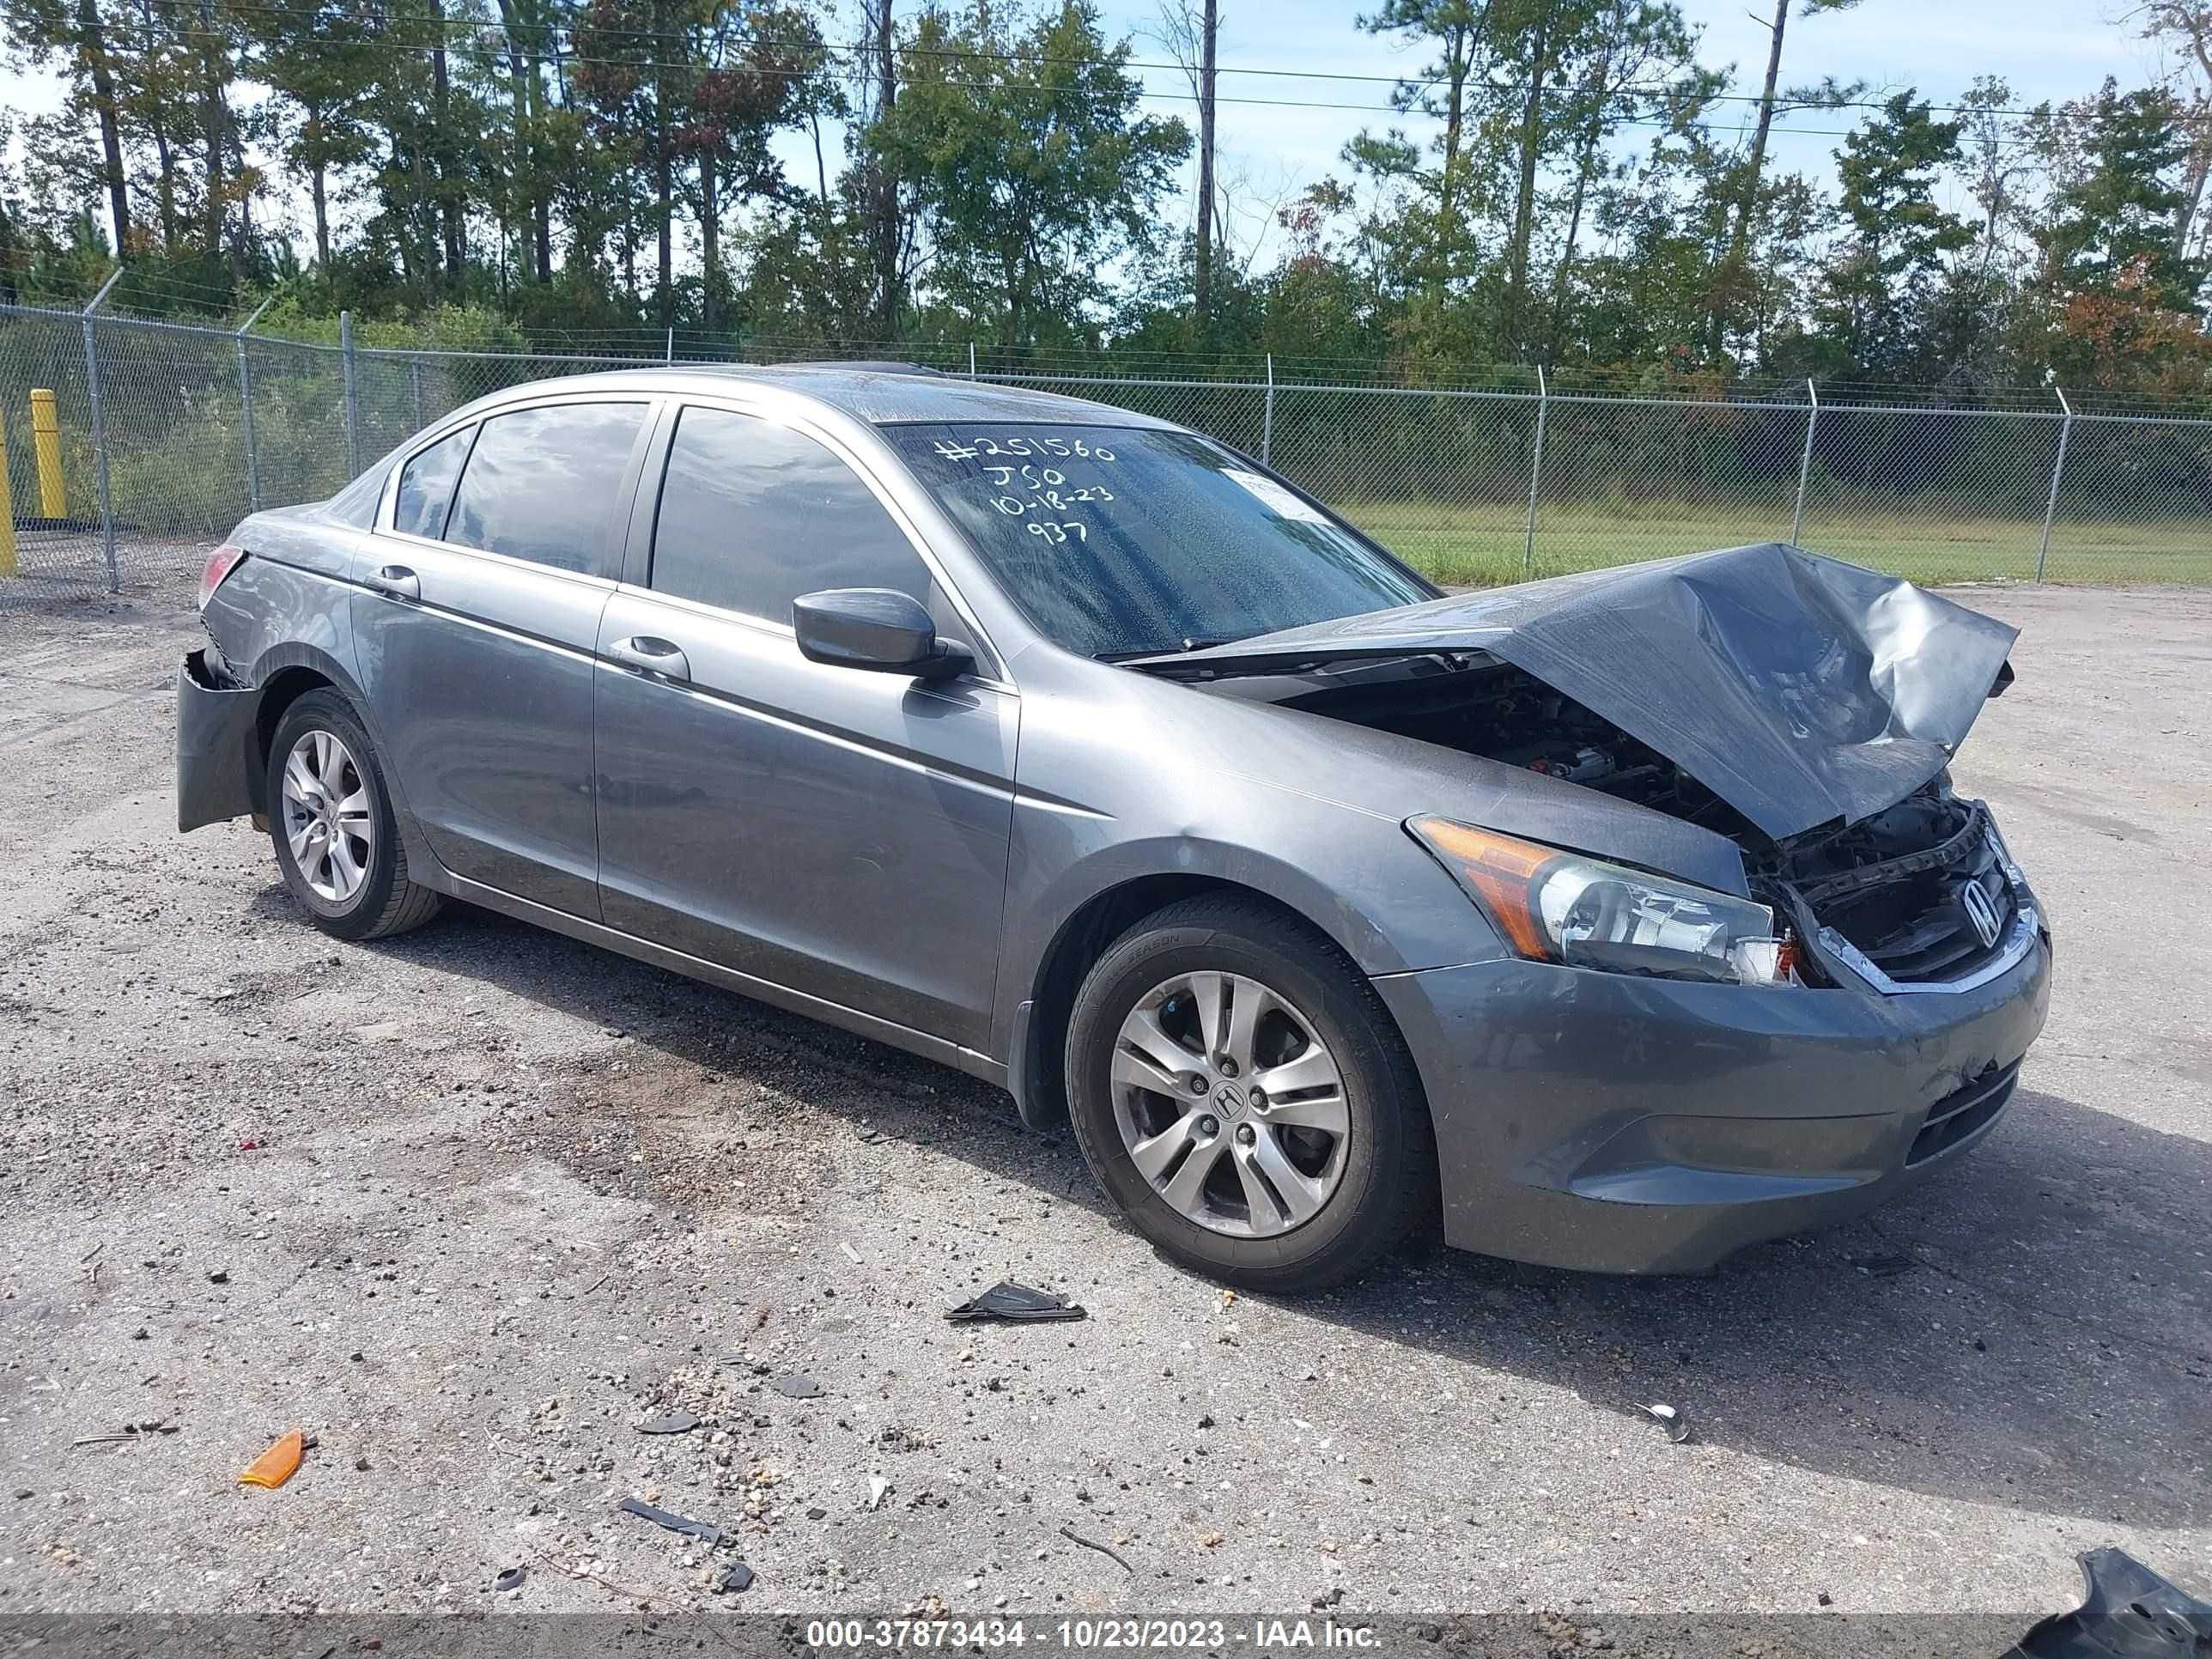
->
left=638, top=1411, right=701, bottom=1435
left=1854, top=1252, right=1919, bottom=1279
left=494, top=1565, right=527, bottom=1593
left=2006, top=1548, right=2212, bottom=1657
left=770, top=1373, right=825, bottom=1399
left=946, top=1281, right=1087, bottom=1324
left=73, top=1419, right=184, bottom=1449
left=617, top=1496, right=722, bottom=1546
left=716, top=1560, right=756, bottom=1594
left=1639, top=1402, right=1692, bottom=1443
left=1060, top=1525, right=1134, bottom=1575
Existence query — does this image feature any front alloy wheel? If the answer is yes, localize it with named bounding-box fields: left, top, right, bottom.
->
left=1065, top=895, right=1436, bottom=1292
left=1113, top=970, right=1350, bottom=1237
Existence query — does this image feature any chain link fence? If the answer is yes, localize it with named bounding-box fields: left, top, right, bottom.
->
left=5, top=299, right=2209, bottom=608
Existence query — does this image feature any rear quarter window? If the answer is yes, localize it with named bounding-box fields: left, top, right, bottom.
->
left=392, top=426, right=475, bottom=540
left=323, top=461, right=388, bottom=529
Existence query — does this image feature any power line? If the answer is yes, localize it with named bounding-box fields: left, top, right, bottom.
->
left=118, top=14, right=2082, bottom=139
left=173, top=0, right=2105, bottom=124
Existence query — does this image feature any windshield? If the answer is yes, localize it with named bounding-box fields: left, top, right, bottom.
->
left=881, top=422, right=1434, bottom=659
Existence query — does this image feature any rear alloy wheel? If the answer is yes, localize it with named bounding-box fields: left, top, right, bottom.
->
left=265, top=689, right=444, bottom=941
left=279, top=729, right=374, bottom=905
left=1066, top=896, right=1436, bottom=1291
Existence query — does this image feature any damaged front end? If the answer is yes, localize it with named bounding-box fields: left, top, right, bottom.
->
left=1343, top=665, right=2037, bottom=997
left=1130, top=543, right=2055, bottom=1270
left=1768, top=783, right=2040, bottom=995
left=1139, top=543, right=2045, bottom=1001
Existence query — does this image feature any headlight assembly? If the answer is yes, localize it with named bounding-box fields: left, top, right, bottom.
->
left=1407, top=816, right=1798, bottom=987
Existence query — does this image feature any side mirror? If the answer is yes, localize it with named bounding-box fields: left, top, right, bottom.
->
left=793, top=587, right=972, bottom=681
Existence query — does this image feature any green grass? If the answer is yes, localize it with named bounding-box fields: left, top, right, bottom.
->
left=1335, top=501, right=2212, bottom=587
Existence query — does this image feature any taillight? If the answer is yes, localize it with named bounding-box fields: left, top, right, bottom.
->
left=198, top=543, right=246, bottom=610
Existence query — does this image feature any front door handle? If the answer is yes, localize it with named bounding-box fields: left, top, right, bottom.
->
left=606, top=635, right=691, bottom=682
left=365, top=564, right=420, bottom=601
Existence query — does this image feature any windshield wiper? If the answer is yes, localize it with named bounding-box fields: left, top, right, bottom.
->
left=1094, top=635, right=1246, bottom=663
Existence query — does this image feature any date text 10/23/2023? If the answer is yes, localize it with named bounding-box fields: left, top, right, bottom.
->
left=804, top=1619, right=1384, bottom=1650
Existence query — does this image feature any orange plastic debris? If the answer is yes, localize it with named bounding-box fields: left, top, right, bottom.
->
left=238, top=1428, right=305, bottom=1489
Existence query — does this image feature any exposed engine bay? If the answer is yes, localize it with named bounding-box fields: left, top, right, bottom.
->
left=1246, top=653, right=2021, bottom=988
left=1267, top=655, right=1756, bottom=831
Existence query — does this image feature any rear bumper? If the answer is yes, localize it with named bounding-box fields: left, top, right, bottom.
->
left=1373, top=902, right=2053, bottom=1273
left=177, top=647, right=261, bottom=833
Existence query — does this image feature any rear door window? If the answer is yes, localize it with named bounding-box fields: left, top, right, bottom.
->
left=649, top=405, right=938, bottom=626
left=445, top=402, right=649, bottom=576
left=392, top=426, right=474, bottom=541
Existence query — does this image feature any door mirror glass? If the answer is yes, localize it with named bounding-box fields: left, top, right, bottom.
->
left=794, top=587, right=971, bottom=680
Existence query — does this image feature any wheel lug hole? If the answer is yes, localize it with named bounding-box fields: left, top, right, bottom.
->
left=1235, top=1125, right=1255, bottom=1146
left=1216, top=1055, right=1238, bottom=1078
left=1248, top=1089, right=1267, bottom=1110
left=1197, top=1116, right=1219, bottom=1137
left=1188, top=1073, right=1209, bottom=1095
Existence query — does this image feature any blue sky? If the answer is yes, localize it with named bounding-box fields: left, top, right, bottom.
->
left=1109, top=0, right=2161, bottom=268
left=0, top=0, right=2174, bottom=281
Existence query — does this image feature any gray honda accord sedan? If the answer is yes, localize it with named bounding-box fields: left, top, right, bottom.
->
left=177, top=365, right=2051, bottom=1290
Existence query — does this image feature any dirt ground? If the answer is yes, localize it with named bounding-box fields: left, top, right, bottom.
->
left=0, top=574, right=2205, bottom=1639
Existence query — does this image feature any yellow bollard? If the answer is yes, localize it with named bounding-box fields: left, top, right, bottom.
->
left=30, top=387, right=66, bottom=519
left=0, top=406, right=15, bottom=576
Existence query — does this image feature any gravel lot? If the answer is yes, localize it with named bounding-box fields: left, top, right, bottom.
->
left=1, top=576, right=2206, bottom=1640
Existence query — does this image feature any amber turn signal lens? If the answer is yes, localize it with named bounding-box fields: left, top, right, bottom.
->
left=238, top=1426, right=305, bottom=1489
left=1406, top=817, right=1561, bottom=962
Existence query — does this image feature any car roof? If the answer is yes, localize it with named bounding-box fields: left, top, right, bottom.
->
left=476, top=362, right=1182, bottom=430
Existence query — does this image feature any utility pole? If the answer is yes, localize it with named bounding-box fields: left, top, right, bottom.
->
left=1193, top=0, right=1218, bottom=331
left=870, top=0, right=900, bottom=337
left=1711, top=0, right=1862, bottom=357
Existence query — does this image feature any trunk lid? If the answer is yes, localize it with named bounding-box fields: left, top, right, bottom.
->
left=1133, top=543, right=2018, bottom=842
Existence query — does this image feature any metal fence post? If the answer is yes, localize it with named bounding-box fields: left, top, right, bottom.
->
left=1791, top=378, right=1820, bottom=547
left=410, top=358, right=426, bottom=430
left=969, top=342, right=978, bottom=380
left=1261, top=354, right=1275, bottom=465
left=665, top=326, right=675, bottom=364
left=2036, top=388, right=2075, bottom=583
left=1522, top=367, right=1549, bottom=577
left=82, top=267, right=124, bottom=590
left=340, top=311, right=362, bottom=477
left=234, top=295, right=274, bottom=514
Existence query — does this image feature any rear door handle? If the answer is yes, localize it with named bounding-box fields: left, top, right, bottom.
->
left=606, top=635, right=691, bottom=682
left=365, top=564, right=420, bottom=601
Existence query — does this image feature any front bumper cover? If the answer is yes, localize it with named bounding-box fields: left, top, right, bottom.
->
left=1374, top=887, right=2053, bottom=1273
left=177, top=647, right=261, bottom=833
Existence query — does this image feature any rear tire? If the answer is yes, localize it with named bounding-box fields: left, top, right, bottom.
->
left=266, top=689, right=443, bottom=941
left=1064, top=895, right=1436, bottom=1293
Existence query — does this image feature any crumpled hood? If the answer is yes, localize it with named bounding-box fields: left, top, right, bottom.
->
left=1146, top=543, right=2019, bottom=842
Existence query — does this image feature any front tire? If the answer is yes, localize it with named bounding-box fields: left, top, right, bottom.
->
left=1064, top=896, right=1437, bottom=1293
left=265, top=689, right=443, bottom=941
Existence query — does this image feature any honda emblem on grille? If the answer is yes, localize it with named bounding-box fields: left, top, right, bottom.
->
left=1961, top=882, right=2002, bottom=950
